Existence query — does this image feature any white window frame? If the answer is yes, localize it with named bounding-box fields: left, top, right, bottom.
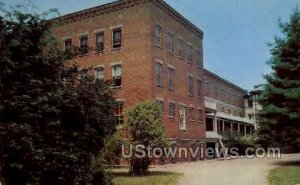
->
left=179, top=106, right=186, bottom=130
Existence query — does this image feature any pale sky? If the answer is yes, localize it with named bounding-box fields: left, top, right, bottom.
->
left=2, top=0, right=299, bottom=90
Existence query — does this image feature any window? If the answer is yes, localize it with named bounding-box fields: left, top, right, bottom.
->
left=179, top=106, right=186, bottom=130
left=95, top=32, right=104, bottom=52
left=112, top=28, right=121, bottom=49
left=205, top=82, right=209, bottom=96
left=95, top=67, right=104, bottom=80
left=197, top=109, right=203, bottom=122
left=64, top=38, right=72, bottom=52
left=155, top=25, right=162, bottom=47
left=168, top=67, right=174, bottom=90
left=189, top=107, right=195, bottom=121
left=157, top=100, right=164, bottom=117
left=112, top=65, right=122, bottom=87
left=188, top=75, right=194, bottom=96
left=114, top=101, right=124, bottom=124
left=178, top=38, right=184, bottom=58
left=197, top=79, right=202, bottom=98
left=156, top=62, right=163, bottom=86
left=79, top=36, right=88, bottom=55
left=196, top=49, right=202, bottom=67
left=187, top=44, right=193, bottom=63
left=167, top=32, right=174, bottom=53
left=214, top=86, right=218, bottom=98
left=169, top=102, right=175, bottom=118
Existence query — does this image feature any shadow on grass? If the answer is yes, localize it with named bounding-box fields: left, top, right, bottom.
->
left=110, top=171, right=178, bottom=177
left=272, top=161, right=300, bottom=166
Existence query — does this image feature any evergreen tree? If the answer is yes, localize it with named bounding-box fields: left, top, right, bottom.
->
left=258, top=9, right=300, bottom=152
left=0, top=7, right=116, bottom=185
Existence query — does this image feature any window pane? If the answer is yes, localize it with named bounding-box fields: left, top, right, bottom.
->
left=188, top=76, right=194, bottom=96
left=156, top=63, right=163, bottom=86
left=167, top=32, right=173, bottom=52
left=114, top=102, right=124, bottom=124
left=112, top=65, right=121, bottom=77
left=112, top=65, right=122, bottom=87
left=168, top=68, right=174, bottom=89
left=80, top=36, right=88, bottom=55
left=178, top=39, right=184, bottom=58
left=95, top=68, right=104, bottom=79
left=155, top=25, right=161, bottom=46
left=187, top=44, right=192, bottom=62
left=113, top=29, right=122, bottom=49
left=197, top=79, right=202, bottom=97
left=64, top=39, right=72, bottom=51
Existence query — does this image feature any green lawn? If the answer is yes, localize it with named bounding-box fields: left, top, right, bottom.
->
left=269, top=165, right=300, bottom=185
left=112, top=171, right=183, bottom=185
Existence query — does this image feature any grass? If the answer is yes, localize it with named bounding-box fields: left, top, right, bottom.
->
left=112, top=171, right=183, bottom=185
left=269, top=165, right=300, bottom=185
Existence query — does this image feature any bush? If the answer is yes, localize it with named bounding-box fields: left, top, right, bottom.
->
left=125, top=100, right=169, bottom=175
left=223, top=131, right=258, bottom=155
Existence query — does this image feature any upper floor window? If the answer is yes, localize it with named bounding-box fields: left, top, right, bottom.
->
left=95, top=67, right=104, bottom=80
left=187, top=44, right=193, bottom=63
left=178, top=38, right=184, bottom=58
left=64, top=38, right=72, bottom=52
left=95, top=32, right=104, bottom=52
left=196, top=49, right=202, bottom=67
left=197, top=109, right=203, bottom=122
left=197, top=79, right=202, bottom=98
left=188, top=75, right=194, bottom=96
left=156, top=62, right=163, bottom=86
left=112, top=65, right=122, bottom=87
left=169, top=102, right=175, bottom=118
left=112, top=28, right=121, bottom=49
left=114, top=101, right=124, bottom=124
left=79, top=36, right=88, bottom=55
left=168, top=67, right=174, bottom=90
left=167, top=32, right=174, bottom=53
left=205, top=81, right=209, bottom=96
left=157, top=100, right=164, bottom=117
left=155, top=25, right=162, bottom=47
left=214, top=86, right=218, bottom=98
left=189, top=107, right=195, bottom=121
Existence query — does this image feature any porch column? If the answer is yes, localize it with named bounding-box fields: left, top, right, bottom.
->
left=244, top=125, right=247, bottom=136
left=213, top=112, right=217, bottom=133
left=238, top=123, right=240, bottom=134
left=230, top=122, right=233, bottom=132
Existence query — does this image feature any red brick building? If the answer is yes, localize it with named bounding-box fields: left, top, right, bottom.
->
left=52, top=0, right=254, bottom=161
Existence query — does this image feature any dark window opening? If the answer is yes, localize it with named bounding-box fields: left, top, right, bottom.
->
left=112, top=28, right=122, bottom=49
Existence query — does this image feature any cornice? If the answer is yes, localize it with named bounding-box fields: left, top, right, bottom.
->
left=51, top=0, right=148, bottom=26
left=50, top=0, right=204, bottom=39
left=204, top=69, right=248, bottom=94
left=151, top=0, right=203, bottom=39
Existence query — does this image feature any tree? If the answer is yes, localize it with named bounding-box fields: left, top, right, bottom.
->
left=258, top=9, right=300, bottom=152
left=125, top=101, right=168, bottom=175
left=0, top=7, right=116, bottom=185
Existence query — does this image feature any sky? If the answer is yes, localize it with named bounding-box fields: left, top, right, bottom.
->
left=1, top=0, right=299, bottom=90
